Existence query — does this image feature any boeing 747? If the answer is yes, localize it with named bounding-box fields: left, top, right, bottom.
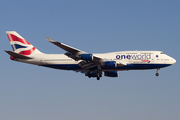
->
left=5, top=31, right=176, bottom=80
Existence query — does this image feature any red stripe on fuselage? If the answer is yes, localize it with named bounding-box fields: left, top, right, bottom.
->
left=141, top=60, right=150, bottom=62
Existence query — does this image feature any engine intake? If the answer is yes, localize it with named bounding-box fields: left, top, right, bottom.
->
left=104, top=71, right=118, bottom=77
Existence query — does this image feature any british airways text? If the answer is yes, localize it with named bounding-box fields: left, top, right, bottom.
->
left=116, top=54, right=151, bottom=60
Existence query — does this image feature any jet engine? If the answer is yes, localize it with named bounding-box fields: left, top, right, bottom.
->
left=104, top=71, right=118, bottom=77
left=79, top=54, right=93, bottom=61
left=101, top=61, right=117, bottom=68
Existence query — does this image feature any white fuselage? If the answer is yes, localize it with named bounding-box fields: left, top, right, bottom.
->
left=15, top=51, right=176, bottom=71
left=6, top=31, right=176, bottom=79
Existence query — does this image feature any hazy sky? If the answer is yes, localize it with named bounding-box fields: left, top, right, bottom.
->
left=0, top=0, right=180, bottom=120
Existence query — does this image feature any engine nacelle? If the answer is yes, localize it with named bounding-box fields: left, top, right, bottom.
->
left=79, top=54, right=93, bottom=61
left=104, top=71, right=118, bottom=77
left=102, top=61, right=117, bottom=68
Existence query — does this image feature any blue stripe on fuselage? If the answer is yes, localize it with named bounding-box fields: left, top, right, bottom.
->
left=114, top=64, right=171, bottom=70
left=42, top=64, right=82, bottom=70
left=42, top=63, right=171, bottom=71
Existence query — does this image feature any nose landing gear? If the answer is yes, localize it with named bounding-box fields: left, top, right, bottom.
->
left=156, top=68, right=160, bottom=76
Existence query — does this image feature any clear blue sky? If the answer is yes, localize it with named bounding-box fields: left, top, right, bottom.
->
left=0, top=0, right=180, bottom=120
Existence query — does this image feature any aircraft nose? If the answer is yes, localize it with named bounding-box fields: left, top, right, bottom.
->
left=172, top=58, right=176, bottom=64
left=170, top=57, right=176, bottom=64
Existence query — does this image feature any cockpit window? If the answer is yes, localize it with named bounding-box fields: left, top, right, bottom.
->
left=160, top=52, right=164, bottom=54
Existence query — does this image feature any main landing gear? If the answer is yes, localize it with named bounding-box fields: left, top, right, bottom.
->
left=96, top=72, right=102, bottom=80
left=156, top=68, right=160, bottom=76
left=86, top=71, right=102, bottom=80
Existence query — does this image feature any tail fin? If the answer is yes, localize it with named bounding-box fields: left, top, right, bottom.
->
left=6, top=31, right=42, bottom=56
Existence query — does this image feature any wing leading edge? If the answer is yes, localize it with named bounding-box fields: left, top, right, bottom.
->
left=45, top=37, right=81, bottom=54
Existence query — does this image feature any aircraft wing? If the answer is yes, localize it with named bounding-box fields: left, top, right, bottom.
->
left=46, top=37, right=101, bottom=62
left=46, top=37, right=127, bottom=70
left=46, top=37, right=81, bottom=54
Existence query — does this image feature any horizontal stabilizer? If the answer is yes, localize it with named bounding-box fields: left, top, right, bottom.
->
left=4, top=50, right=33, bottom=59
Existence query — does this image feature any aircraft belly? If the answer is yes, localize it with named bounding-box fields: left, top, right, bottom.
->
left=101, top=63, right=172, bottom=71
left=42, top=63, right=171, bottom=71
left=129, top=63, right=172, bottom=69
left=42, top=64, right=82, bottom=70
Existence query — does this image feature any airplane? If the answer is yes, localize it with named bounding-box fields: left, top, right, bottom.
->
left=5, top=31, right=176, bottom=80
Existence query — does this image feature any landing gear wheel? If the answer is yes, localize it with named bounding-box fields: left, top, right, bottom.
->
left=99, top=74, right=102, bottom=77
left=156, top=73, right=159, bottom=76
left=96, top=71, right=102, bottom=80
left=156, top=68, right=160, bottom=76
left=88, top=74, right=92, bottom=78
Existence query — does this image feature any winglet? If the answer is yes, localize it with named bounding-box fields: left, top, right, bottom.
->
left=45, top=37, right=56, bottom=43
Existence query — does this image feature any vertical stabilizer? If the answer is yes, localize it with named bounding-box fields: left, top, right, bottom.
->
left=6, top=31, right=42, bottom=56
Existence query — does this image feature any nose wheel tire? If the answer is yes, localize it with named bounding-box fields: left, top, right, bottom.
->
left=155, top=68, right=160, bottom=76
left=155, top=73, right=159, bottom=76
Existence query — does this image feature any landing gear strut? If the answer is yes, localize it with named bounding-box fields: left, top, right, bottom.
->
left=96, top=66, right=102, bottom=80
left=88, top=72, right=92, bottom=78
left=96, top=72, right=102, bottom=80
left=156, top=68, right=160, bottom=76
